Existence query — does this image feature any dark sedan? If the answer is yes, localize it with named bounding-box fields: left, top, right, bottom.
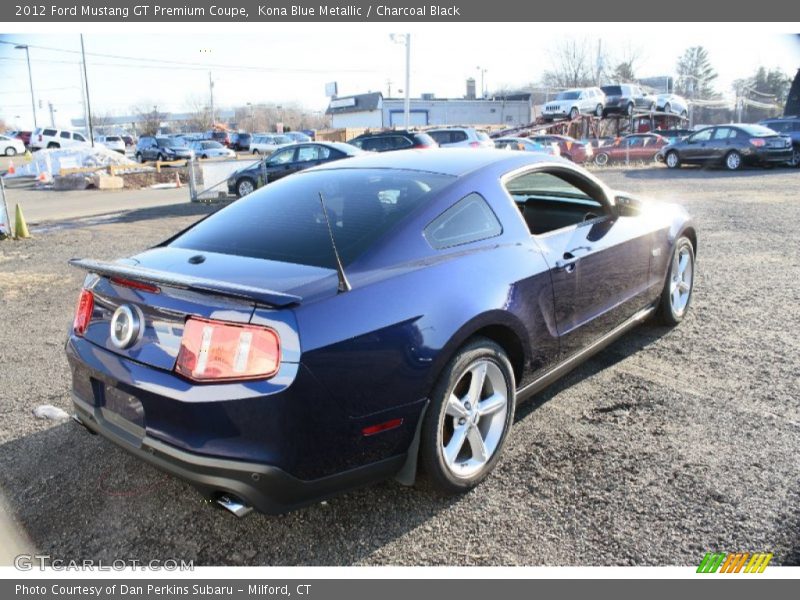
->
left=227, top=142, right=362, bottom=197
left=67, top=149, right=696, bottom=516
left=663, top=124, right=793, bottom=170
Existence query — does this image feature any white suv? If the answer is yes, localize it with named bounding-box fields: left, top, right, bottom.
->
left=96, top=135, right=126, bottom=154
left=541, top=87, right=606, bottom=121
left=426, top=127, right=494, bottom=149
left=30, top=127, right=90, bottom=151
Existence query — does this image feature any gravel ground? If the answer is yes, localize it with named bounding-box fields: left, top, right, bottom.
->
left=0, top=166, right=798, bottom=566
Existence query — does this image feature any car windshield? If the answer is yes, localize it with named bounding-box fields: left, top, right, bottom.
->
left=105, top=136, right=121, bottom=142
left=169, top=169, right=455, bottom=269
left=203, top=141, right=223, bottom=148
left=556, top=91, right=580, bottom=100
left=738, top=124, right=778, bottom=137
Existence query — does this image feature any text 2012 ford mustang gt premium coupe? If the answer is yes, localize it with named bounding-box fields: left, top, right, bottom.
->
left=66, top=149, right=697, bottom=516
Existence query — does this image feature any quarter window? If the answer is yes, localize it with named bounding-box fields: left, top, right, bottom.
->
left=424, top=193, right=502, bottom=249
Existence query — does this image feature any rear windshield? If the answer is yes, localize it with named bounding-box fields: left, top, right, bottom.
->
left=738, top=124, right=779, bottom=137
left=601, top=86, right=622, bottom=96
left=169, top=169, right=455, bottom=268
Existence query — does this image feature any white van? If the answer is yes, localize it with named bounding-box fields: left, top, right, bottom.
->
left=30, top=128, right=90, bottom=151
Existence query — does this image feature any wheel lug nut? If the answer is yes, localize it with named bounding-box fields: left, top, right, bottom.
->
left=458, top=417, right=466, bottom=426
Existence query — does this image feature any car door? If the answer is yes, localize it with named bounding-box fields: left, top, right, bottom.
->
left=506, top=168, right=653, bottom=359
left=292, top=144, right=328, bottom=174
left=265, top=147, right=298, bottom=182
left=681, top=128, right=714, bottom=163
left=708, top=127, right=734, bottom=162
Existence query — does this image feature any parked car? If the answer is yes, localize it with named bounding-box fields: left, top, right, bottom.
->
left=283, top=131, right=313, bottom=143
left=0, top=134, right=26, bottom=156
left=528, top=134, right=594, bottom=163
left=349, top=130, right=438, bottom=152
left=204, top=130, right=232, bottom=147
left=227, top=141, right=362, bottom=197
left=427, top=127, right=494, bottom=148
left=541, top=87, right=605, bottom=121
left=593, top=133, right=669, bottom=166
left=250, top=134, right=294, bottom=155
left=229, top=133, right=252, bottom=151
left=191, top=140, right=237, bottom=160
left=662, top=124, right=793, bottom=170
left=135, top=136, right=194, bottom=163
left=67, top=149, right=696, bottom=515
left=601, top=84, right=656, bottom=117
left=758, top=116, right=800, bottom=167
left=30, top=127, right=90, bottom=150
left=95, top=135, right=126, bottom=154
left=655, top=93, right=689, bottom=118
left=121, top=134, right=135, bottom=147
left=494, top=137, right=560, bottom=156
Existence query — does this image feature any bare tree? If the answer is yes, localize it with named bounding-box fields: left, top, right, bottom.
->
left=541, top=38, right=596, bottom=89
left=131, top=103, right=163, bottom=136
left=184, top=95, right=214, bottom=132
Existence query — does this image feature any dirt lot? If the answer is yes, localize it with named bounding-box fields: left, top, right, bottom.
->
left=0, top=166, right=798, bottom=566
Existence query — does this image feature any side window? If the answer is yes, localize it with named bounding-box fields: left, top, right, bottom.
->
left=269, top=148, right=295, bottom=164
left=689, top=129, right=712, bottom=143
left=43, top=128, right=57, bottom=137
left=424, top=193, right=502, bottom=249
left=60, top=132, right=71, bottom=139
left=451, top=131, right=468, bottom=143
left=429, top=131, right=450, bottom=145
left=713, top=127, right=732, bottom=141
left=391, top=136, right=413, bottom=149
left=73, top=133, right=86, bottom=142
left=296, top=146, right=330, bottom=162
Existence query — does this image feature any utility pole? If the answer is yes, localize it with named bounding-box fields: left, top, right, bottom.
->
left=209, top=71, right=215, bottom=127
left=80, top=34, right=94, bottom=146
left=48, top=102, right=55, bottom=127
left=403, top=34, right=410, bottom=128
left=387, top=79, right=392, bottom=98
left=14, top=44, right=37, bottom=129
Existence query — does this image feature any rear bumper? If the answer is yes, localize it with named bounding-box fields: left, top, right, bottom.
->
left=72, top=394, right=405, bottom=514
left=751, top=148, right=793, bottom=163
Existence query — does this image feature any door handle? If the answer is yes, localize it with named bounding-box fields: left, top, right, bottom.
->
left=555, top=246, right=592, bottom=272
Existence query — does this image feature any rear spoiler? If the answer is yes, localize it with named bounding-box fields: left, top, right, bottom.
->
left=69, top=258, right=302, bottom=308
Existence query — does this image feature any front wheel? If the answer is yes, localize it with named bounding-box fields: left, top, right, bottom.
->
left=595, top=104, right=603, bottom=117
left=236, top=177, right=256, bottom=198
left=788, top=147, right=800, bottom=168
left=724, top=150, right=742, bottom=171
left=569, top=107, right=579, bottom=120
left=665, top=150, right=681, bottom=169
left=5, top=147, right=17, bottom=156
left=419, top=338, right=516, bottom=494
left=594, top=152, right=609, bottom=166
left=253, top=149, right=260, bottom=155
left=657, top=236, right=695, bottom=326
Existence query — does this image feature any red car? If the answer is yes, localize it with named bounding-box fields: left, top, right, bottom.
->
left=593, top=133, right=668, bottom=166
left=529, top=134, right=594, bottom=163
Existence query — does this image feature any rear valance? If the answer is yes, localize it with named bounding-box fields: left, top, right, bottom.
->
left=69, top=258, right=302, bottom=308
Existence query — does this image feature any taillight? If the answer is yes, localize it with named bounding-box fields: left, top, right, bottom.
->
left=469, top=141, right=480, bottom=148
left=750, top=138, right=766, bottom=147
left=73, top=289, right=94, bottom=336
left=175, top=317, right=280, bottom=382
left=110, top=277, right=160, bottom=293
left=413, top=143, right=434, bottom=149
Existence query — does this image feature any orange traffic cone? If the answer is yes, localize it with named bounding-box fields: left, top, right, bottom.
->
left=174, top=172, right=182, bottom=188
left=7, top=160, right=15, bottom=175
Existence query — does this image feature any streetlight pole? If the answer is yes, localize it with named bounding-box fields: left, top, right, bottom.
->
left=14, top=44, right=37, bottom=129
left=477, top=66, right=488, bottom=99
left=391, top=33, right=411, bottom=128
left=80, top=35, right=95, bottom=146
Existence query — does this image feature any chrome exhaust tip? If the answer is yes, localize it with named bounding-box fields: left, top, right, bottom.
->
left=216, top=494, right=253, bottom=518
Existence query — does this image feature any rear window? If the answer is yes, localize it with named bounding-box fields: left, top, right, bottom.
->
left=42, top=128, right=57, bottom=136
left=738, top=124, right=778, bottom=137
left=601, top=86, right=622, bottom=96
left=170, top=169, right=455, bottom=268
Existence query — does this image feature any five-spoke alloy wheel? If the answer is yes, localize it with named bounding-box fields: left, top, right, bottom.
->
left=659, top=236, right=695, bottom=325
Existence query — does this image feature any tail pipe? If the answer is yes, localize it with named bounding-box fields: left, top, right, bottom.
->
left=216, top=494, right=253, bottom=518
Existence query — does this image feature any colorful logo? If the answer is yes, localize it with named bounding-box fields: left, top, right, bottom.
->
left=697, top=552, right=773, bottom=573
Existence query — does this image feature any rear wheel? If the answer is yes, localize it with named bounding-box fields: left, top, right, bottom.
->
left=47, top=142, right=60, bottom=149
left=236, top=177, right=256, bottom=198
left=253, top=149, right=260, bottom=155
left=420, top=338, right=516, bottom=494
left=594, top=152, right=609, bottom=166
left=789, top=147, right=800, bottom=168
left=658, top=236, right=695, bottom=326
left=724, top=150, right=742, bottom=171
left=665, top=150, right=681, bottom=169
left=5, top=147, right=17, bottom=156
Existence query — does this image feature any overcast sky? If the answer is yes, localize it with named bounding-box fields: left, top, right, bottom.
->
left=1, top=25, right=798, bottom=129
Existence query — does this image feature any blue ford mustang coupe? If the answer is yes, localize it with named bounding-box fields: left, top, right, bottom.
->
left=66, top=149, right=696, bottom=516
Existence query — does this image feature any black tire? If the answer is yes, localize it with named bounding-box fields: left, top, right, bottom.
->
left=253, top=149, right=260, bottom=155
left=47, top=142, right=60, bottom=149
left=665, top=150, right=681, bottom=169
left=157, top=153, right=164, bottom=162
left=789, top=146, right=800, bottom=168
left=569, top=107, right=579, bottom=120
left=724, top=150, right=742, bottom=171
left=236, top=177, right=257, bottom=198
left=201, top=154, right=208, bottom=160
left=5, top=147, right=17, bottom=156
left=626, top=103, right=634, bottom=116
left=595, top=153, right=609, bottom=166
left=664, top=102, right=671, bottom=114
left=595, top=104, right=603, bottom=117
left=135, top=153, right=144, bottom=163
left=419, top=337, right=516, bottom=495
left=657, top=236, right=695, bottom=326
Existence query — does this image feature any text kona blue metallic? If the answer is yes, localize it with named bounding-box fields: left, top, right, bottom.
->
left=66, top=149, right=697, bottom=515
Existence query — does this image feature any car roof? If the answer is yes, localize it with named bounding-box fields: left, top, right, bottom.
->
left=310, top=148, right=558, bottom=177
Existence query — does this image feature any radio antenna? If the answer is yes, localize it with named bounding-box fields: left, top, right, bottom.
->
left=318, top=192, right=351, bottom=293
